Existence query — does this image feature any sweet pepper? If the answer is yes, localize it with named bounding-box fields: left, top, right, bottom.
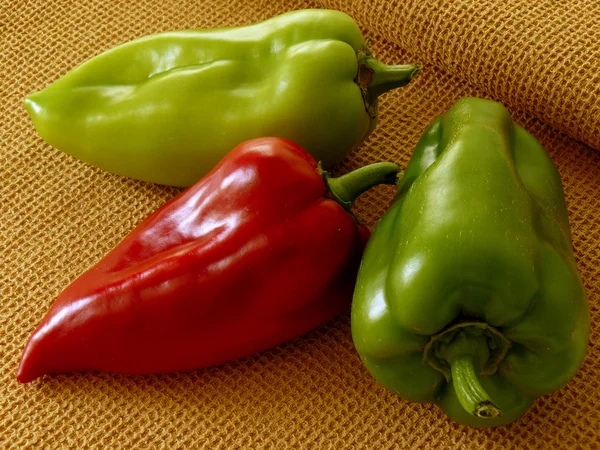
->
left=24, top=9, right=419, bottom=187
left=17, top=137, right=400, bottom=383
left=351, top=98, right=590, bottom=426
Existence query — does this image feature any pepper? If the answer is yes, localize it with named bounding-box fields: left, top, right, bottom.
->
left=17, top=137, right=400, bottom=383
left=24, top=9, right=419, bottom=187
left=351, top=98, right=590, bottom=427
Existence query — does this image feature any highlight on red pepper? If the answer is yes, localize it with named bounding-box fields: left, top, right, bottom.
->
left=17, top=137, right=400, bottom=383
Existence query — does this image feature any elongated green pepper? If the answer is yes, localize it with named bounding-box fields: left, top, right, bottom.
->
left=24, top=9, right=419, bottom=187
left=352, top=98, right=590, bottom=427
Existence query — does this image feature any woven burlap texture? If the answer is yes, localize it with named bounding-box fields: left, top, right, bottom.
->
left=2, top=0, right=599, bottom=448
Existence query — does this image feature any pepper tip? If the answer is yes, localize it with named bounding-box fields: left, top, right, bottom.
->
left=16, top=339, right=45, bottom=384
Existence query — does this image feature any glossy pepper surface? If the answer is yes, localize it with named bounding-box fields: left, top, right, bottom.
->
left=17, top=137, right=400, bottom=383
left=24, top=9, right=419, bottom=187
left=351, top=98, right=590, bottom=427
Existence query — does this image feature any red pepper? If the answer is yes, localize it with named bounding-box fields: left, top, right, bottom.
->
left=17, top=137, right=399, bottom=383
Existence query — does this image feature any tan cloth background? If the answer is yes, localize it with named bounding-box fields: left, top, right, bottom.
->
left=2, top=0, right=600, bottom=448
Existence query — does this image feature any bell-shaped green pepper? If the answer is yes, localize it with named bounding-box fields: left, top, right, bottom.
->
left=24, top=9, right=419, bottom=187
left=351, top=97, right=590, bottom=427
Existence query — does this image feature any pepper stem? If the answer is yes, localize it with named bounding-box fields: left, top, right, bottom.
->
left=319, top=162, right=401, bottom=212
left=362, top=58, right=421, bottom=99
left=355, top=40, right=420, bottom=119
left=422, top=322, right=511, bottom=420
left=450, top=353, right=502, bottom=419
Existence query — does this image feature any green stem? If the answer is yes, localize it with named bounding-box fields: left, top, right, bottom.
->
left=423, top=323, right=510, bottom=420
left=363, top=58, right=421, bottom=99
left=320, top=162, right=401, bottom=211
left=355, top=41, right=420, bottom=118
left=450, top=353, right=502, bottom=419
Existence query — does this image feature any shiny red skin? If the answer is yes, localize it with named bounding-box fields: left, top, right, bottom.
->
left=17, top=138, right=369, bottom=383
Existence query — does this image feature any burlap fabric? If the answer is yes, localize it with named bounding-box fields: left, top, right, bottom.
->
left=2, top=0, right=599, bottom=448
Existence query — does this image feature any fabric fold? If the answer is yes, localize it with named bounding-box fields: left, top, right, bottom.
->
left=318, top=0, right=600, bottom=151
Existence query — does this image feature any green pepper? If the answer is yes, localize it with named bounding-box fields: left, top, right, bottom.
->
left=351, top=97, right=590, bottom=427
left=24, top=9, right=419, bottom=187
